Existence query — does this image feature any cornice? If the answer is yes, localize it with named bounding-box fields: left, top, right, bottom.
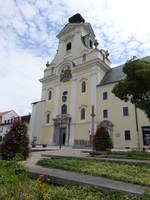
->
left=73, top=58, right=110, bottom=73
left=39, top=74, right=58, bottom=84
left=40, top=58, right=110, bottom=84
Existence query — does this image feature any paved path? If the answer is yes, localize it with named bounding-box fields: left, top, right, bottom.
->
left=26, top=147, right=90, bottom=165
left=27, top=163, right=147, bottom=195
left=39, top=147, right=150, bottom=165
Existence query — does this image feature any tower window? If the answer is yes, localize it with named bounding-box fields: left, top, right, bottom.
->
left=61, top=104, right=67, bottom=115
left=48, top=91, right=52, bottom=100
left=81, top=108, right=85, bottom=120
left=81, top=81, right=86, bottom=93
left=63, top=91, right=68, bottom=96
left=90, top=40, right=93, bottom=48
left=66, top=42, right=71, bottom=51
left=46, top=113, right=50, bottom=124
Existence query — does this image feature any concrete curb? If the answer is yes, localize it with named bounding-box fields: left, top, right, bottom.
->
left=41, top=154, right=150, bottom=165
left=31, top=148, right=58, bottom=152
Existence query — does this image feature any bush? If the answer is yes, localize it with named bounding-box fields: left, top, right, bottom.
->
left=93, top=126, right=113, bottom=151
left=0, top=121, right=30, bottom=160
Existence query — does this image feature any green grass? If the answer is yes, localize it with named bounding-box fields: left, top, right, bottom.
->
left=0, top=160, right=150, bottom=199
left=37, top=157, right=150, bottom=186
left=91, top=151, right=150, bottom=160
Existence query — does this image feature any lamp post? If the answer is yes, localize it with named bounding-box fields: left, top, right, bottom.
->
left=59, top=118, right=62, bottom=150
left=90, top=105, right=96, bottom=144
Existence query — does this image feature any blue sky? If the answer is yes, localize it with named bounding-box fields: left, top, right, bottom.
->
left=0, top=0, right=150, bottom=115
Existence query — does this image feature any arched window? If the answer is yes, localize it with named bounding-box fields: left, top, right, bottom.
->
left=48, top=91, right=52, bottom=100
left=61, top=104, right=67, bottom=115
left=66, top=42, right=71, bottom=51
left=81, top=108, right=85, bottom=120
left=46, top=113, right=50, bottom=124
left=81, top=81, right=86, bottom=93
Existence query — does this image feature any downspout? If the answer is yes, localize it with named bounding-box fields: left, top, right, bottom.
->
left=135, top=105, right=140, bottom=150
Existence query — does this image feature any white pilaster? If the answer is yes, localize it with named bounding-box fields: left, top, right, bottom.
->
left=89, top=66, right=97, bottom=133
left=49, top=82, right=60, bottom=145
left=69, top=77, right=77, bottom=146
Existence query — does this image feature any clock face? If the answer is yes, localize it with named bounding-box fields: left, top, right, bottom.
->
left=62, top=95, right=67, bottom=102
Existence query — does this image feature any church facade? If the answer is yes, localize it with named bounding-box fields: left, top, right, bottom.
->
left=30, top=14, right=150, bottom=149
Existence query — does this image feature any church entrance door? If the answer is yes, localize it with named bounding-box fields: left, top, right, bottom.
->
left=60, top=127, right=66, bottom=145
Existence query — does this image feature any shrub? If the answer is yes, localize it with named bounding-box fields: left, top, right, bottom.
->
left=0, top=121, right=30, bottom=160
left=93, top=126, right=113, bottom=151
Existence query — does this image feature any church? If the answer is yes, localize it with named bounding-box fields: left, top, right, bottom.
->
left=30, top=14, right=150, bottom=150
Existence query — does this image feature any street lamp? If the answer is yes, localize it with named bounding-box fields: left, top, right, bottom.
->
left=59, top=118, right=62, bottom=150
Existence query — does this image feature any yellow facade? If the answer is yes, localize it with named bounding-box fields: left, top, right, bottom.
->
left=31, top=14, right=150, bottom=149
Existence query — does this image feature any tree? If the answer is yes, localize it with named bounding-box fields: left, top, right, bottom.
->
left=93, top=126, right=112, bottom=151
left=1, top=121, right=30, bottom=160
left=112, top=59, right=150, bottom=119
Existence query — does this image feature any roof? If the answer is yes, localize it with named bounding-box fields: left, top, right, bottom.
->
left=97, top=55, right=150, bottom=87
left=0, top=110, right=15, bottom=116
left=21, top=115, right=31, bottom=123
left=141, top=55, right=150, bottom=62
left=32, top=100, right=45, bottom=105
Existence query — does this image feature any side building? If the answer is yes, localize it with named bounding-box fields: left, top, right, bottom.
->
left=30, top=14, right=150, bottom=150
left=0, top=111, right=31, bottom=142
left=0, top=110, right=18, bottom=141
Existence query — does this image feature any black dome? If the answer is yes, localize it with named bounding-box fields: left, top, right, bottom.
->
left=69, top=13, right=85, bottom=23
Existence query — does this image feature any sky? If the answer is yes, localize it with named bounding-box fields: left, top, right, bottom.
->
left=0, top=0, right=150, bottom=115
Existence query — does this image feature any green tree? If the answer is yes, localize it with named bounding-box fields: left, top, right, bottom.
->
left=112, top=59, right=150, bottom=119
left=1, top=121, right=30, bottom=160
left=93, top=126, right=112, bottom=151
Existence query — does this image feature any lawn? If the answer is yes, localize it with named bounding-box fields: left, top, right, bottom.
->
left=37, top=157, right=150, bottom=186
left=90, top=151, right=150, bottom=160
left=0, top=160, right=150, bottom=200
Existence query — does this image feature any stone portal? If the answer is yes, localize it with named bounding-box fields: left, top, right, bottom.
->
left=53, top=114, right=71, bottom=146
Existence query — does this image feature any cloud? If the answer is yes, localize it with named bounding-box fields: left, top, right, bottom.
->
left=0, top=0, right=150, bottom=115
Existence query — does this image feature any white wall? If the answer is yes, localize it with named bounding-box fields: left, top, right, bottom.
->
left=29, top=101, right=44, bottom=144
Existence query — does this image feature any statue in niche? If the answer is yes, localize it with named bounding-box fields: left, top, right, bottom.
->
left=60, top=66, right=72, bottom=82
